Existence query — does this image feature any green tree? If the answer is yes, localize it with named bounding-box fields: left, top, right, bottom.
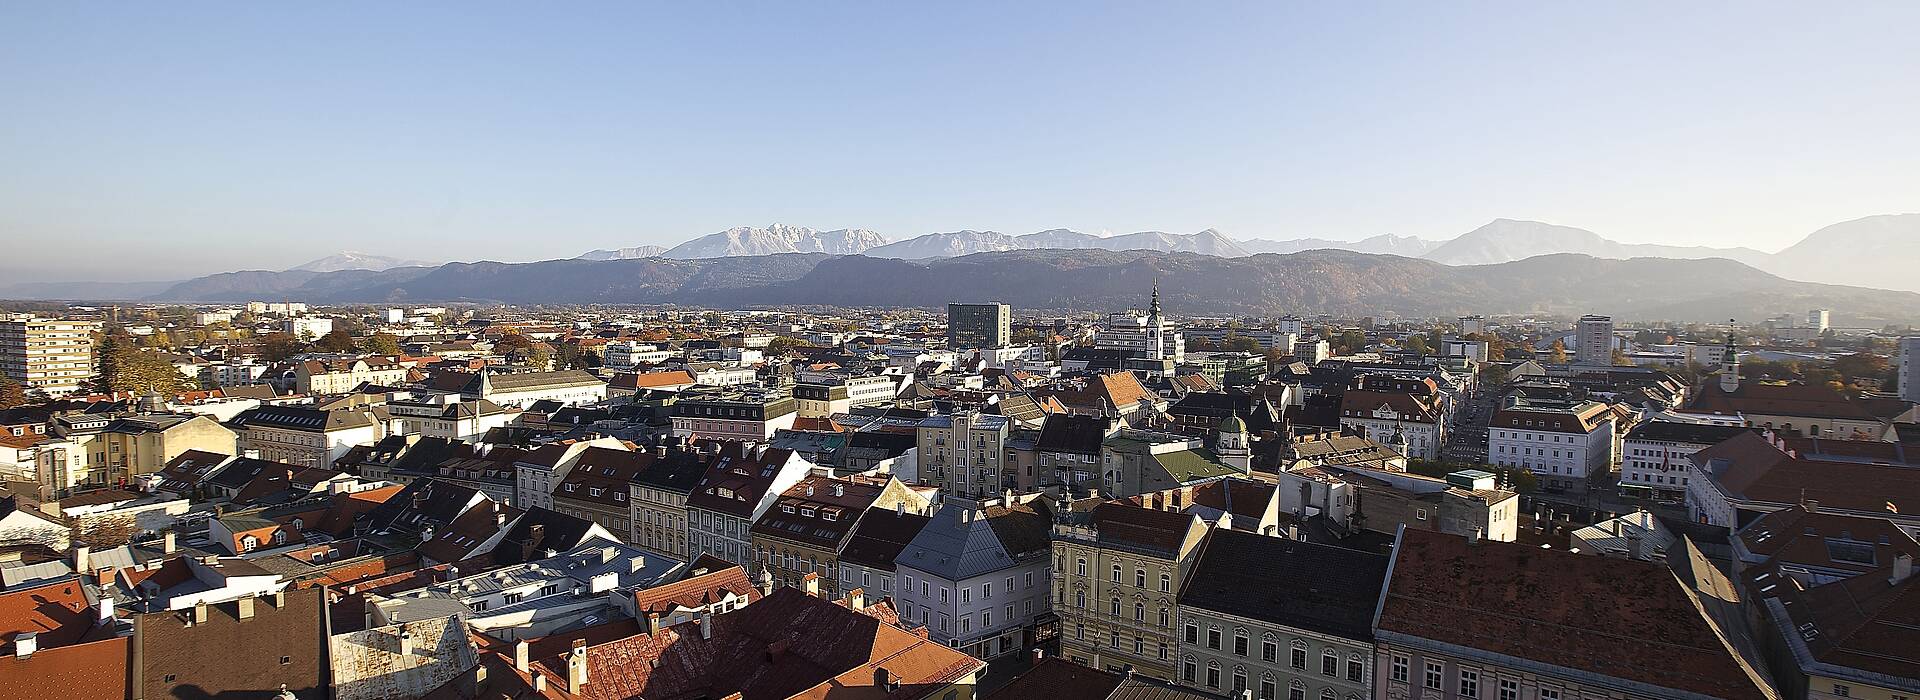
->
left=314, top=329, right=359, bottom=353
left=1548, top=339, right=1569, bottom=364
left=361, top=332, right=403, bottom=355
left=1220, top=333, right=1261, bottom=353
left=0, top=378, right=27, bottom=410
left=1405, top=335, right=1431, bottom=356
left=1479, top=362, right=1510, bottom=386
left=1832, top=352, right=1890, bottom=383
left=1010, top=328, right=1048, bottom=346
left=1336, top=330, right=1367, bottom=354
left=99, top=345, right=194, bottom=394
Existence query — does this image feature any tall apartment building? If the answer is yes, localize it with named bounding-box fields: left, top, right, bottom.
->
left=1900, top=336, right=1919, bottom=405
left=0, top=315, right=98, bottom=397
left=1807, top=308, right=1831, bottom=332
left=1574, top=314, right=1614, bottom=366
left=948, top=302, right=1011, bottom=350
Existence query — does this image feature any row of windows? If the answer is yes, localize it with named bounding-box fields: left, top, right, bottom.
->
left=1388, top=654, right=1561, bottom=700
left=1181, top=624, right=1363, bottom=682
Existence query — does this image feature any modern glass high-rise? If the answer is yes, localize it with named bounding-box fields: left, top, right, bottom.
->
left=947, top=302, right=1010, bottom=349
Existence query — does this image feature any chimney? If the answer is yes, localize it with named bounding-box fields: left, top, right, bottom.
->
left=513, top=639, right=531, bottom=672
left=163, top=530, right=177, bottom=555
left=398, top=628, right=415, bottom=656
left=98, top=595, right=115, bottom=624
left=567, top=640, right=589, bottom=693
left=73, top=546, right=91, bottom=572
left=875, top=667, right=899, bottom=692
left=532, top=674, right=547, bottom=692
left=846, top=587, right=866, bottom=610
left=698, top=611, right=714, bottom=640
left=802, top=572, right=820, bottom=597
left=237, top=595, right=255, bottom=619
left=647, top=613, right=664, bottom=636
left=1468, top=527, right=1484, bottom=546
left=12, top=632, right=34, bottom=658
left=1894, top=553, right=1915, bottom=586
left=192, top=601, right=208, bottom=625
left=1031, top=647, right=1045, bottom=663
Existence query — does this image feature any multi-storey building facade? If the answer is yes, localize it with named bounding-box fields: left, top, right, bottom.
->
left=684, top=444, right=812, bottom=565
left=628, top=444, right=709, bottom=561
left=749, top=473, right=930, bottom=595
left=948, top=302, right=1012, bottom=350
left=1487, top=397, right=1615, bottom=491
left=1574, top=314, right=1614, bottom=366
left=385, top=398, right=520, bottom=443
left=671, top=388, right=798, bottom=441
left=1176, top=528, right=1386, bottom=700
left=293, top=357, right=409, bottom=395
left=895, top=495, right=1054, bottom=660
left=551, top=447, right=648, bottom=541
left=917, top=411, right=1012, bottom=498
left=228, top=405, right=386, bottom=468
left=1618, top=420, right=1750, bottom=501
left=513, top=436, right=630, bottom=510
left=1053, top=500, right=1208, bottom=680
left=0, top=315, right=98, bottom=396
left=1337, top=375, right=1447, bottom=461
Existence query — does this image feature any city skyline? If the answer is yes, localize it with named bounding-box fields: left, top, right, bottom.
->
left=4, top=2, right=1918, bottom=282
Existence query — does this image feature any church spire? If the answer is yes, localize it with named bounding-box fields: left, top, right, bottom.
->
left=1149, top=276, right=1161, bottom=317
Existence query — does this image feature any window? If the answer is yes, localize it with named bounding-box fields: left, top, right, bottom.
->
left=1424, top=662, right=1442, bottom=690
left=504, top=592, right=523, bottom=605
left=1232, top=668, right=1247, bottom=694
left=1498, top=679, right=1518, bottom=700
left=1322, top=651, right=1337, bottom=676
left=1136, top=569, right=1147, bottom=587
left=1390, top=654, right=1408, bottom=683
left=1459, top=669, right=1479, bottom=698
left=1538, top=690, right=1559, bottom=700
left=1262, top=640, right=1278, bottom=663
left=1076, top=591, right=1086, bottom=608
left=1112, top=564, right=1122, bottom=583
left=961, top=587, right=971, bottom=604
left=1347, top=656, right=1363, bottom=683
left=1135, top=602, right=1145, bottom=621
left=1110, top=598, right=1121, bottom=616
left=1184, top=623, right=1198, bottom=644
left=1205, top=663, right=1220, bottom=689
left=1207, top=628, right=1221, bottom=649
left=1076, top=558, right=1087, bottom=576
left=1133, top=636, right=1143, bottom=654
left=1291, top=644, right=1307, bottom=670
left=1832, top=685, right=1851, bottom=698
left=1183, top=659, right=1197, bottom=682
left=1159, top=573, right=1171, bottom=592
left=1159, top=607, right=1169, bottom=627
left=1234, top=631, right=1248, bottom=656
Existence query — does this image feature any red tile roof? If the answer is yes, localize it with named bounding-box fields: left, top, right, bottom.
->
left=632, top=564, right=762, bottom=617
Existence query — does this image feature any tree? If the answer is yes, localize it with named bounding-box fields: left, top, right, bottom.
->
left=98, top=344, right=194, bottom=394
left=765, top=336, right=807, bottom=355
left=259, top=332, right=308, bottom=361
left=314, top=329, right=359, bottom=353
left=1336, top=330, right=1367, bottom=355
left=1548, top=339, right=1569, bottom=364
left=0, top=378, right=26, bottom=410
left=1611, top=349, right=1633, bottom=366
left=525, top=343, right=554, bottom=370
left=492, top=333, right=533, bottom=356
left=1010, top=328, right=1048, bottom=346
left=1479, top=362, right=1510, bottom=387
left=1405, top=335, right=1432, bottom=356
left=1220, top=333, right=1261, bottom=353
left=1832, top=352, right=1890, bottom=382
left=361, top=332, right=402, bottom=355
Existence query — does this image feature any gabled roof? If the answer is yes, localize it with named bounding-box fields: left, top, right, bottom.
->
left=1036, top=414, right=1112, bottom=455
left=631, top=563, right=761, bottom=617
left=1377, top=528, right=1775, bottom=700
left=1180, top=528, right=1386, bottom=640
left=984, top=658, right=1124, bottom=700
left=839, top=510, right=934, bottom=571
left=1778, top=563, right=1920, bottom=683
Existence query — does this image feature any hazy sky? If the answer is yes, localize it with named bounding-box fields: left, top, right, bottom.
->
left=3, top=2, right=1917, bottom=282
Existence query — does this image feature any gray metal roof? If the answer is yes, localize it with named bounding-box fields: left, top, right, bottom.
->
left=896, top=500, right=1015, bottom=582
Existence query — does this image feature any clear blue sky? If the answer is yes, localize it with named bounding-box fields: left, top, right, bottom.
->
left=3, top=2, right=1917, bottom=282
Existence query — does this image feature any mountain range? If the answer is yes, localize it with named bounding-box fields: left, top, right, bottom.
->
left=559, top=214, right=1919, bottom=292
left=135, top=247, right=1920, bottom=325
left=287, top=251, right=437, bottom=273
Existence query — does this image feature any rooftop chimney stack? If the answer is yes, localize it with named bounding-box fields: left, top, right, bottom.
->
left=699, top=611, right=714, bottom=640
left=398, top=628, right=414, bottom=657
left=163, top=530, right=177, bottom=555
left=12, top=632, right=35, bottom=658
left=1894, top=553, right=1915, bottom=586
left=73, top=545, right=90, bottom=572
left=567, top=640, right=589, bottom=693
left=802, top=572, right=820, bottom=597
left=237, top=596, right=255, bottom=620
left=98, top=595, right=115, bottom=624
left=513, top=640, right=530, bottom=672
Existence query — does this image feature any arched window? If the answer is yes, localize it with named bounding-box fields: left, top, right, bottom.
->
left=240, top=535, right=259, bottom=551
left=1158, top=607, right=1169, bottom=627
left=1134, top=602, right=1145, bottom=621
left=1110, top=598, right=1121, bottom=616
left=1159, top=573, right=1171, bottom=592
left=1075, top=591, right=1085, bottom=608
left=1319, top=690, right=1335, bottom=700
left=1111, top=563, right=1122, bottom=583
left=1136, top=568, right=1146, bottom=587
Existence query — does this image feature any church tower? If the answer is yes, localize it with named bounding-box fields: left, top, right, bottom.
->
left=1146, top=278, right=1166, bottom=361
left=1718, top=329, right=1742, bottom=394
left=1214, top=411, right=1251, bottom=471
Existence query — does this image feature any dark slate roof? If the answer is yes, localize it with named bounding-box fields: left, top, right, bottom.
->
left=1179, top=528, right=1388, bottom=641
left=490, top=506, right=604, bottom=565
left=1036, top=414, right=1111, bottom=456
left=984, top=658, right=1125, bottom=700
left=631, top=448, right=712, bottom=495
left=1625, top=421, right=1757, bottom=445
left=839, top=509, right=933, bottom=571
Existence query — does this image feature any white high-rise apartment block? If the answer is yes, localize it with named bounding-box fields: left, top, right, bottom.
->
left=1901, top=336, right=1920, bottom=405
left=1459, top=315, right=1486, bottom=336
left=1807, top=308, right=1831, bottom=332
left=1574, top=315, right=1614, bottom=366
left=0, top=315, right=99, bottom=397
